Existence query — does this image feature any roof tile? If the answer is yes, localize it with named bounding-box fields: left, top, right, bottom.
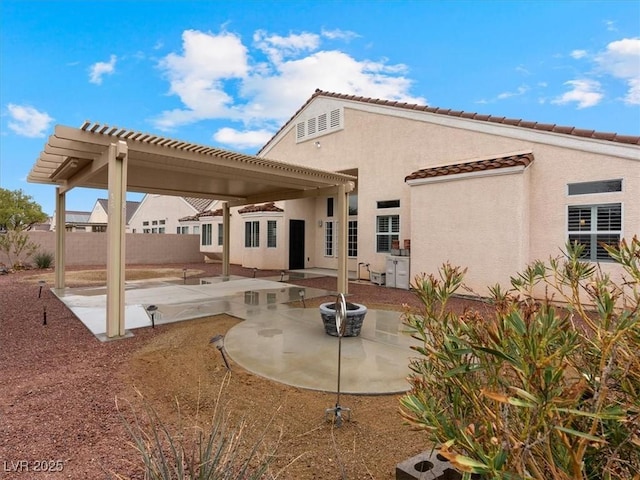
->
left=259, top=90, right=640, bottom=154
left=238, top=202, right=284, bottom=214
left=405, top=153, right=534, bottom=182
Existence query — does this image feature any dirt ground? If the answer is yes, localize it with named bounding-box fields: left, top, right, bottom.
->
left=0, top=264, right=485, bottom=479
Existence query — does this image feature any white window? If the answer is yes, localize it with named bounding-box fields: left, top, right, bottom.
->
left=143, top=228, right=150, bottom=234
left=568, top=179, right=622, bottom=196
left=245, top=221, right=259, bottom=248
left=376, top=215, right=399, bottom=253
left=267, top=220, right=277, bottom=248
left=325, top=221, right=334, bottom=256
left=177, top=226, right=189, bottom=234
left=217, top=224, right=224, bottom=246
left=568, top=203, right=621, bottom=261
left=348, top=220, right=358, bottom=257
left=202, top=224, right=212, bottom=246
left=158, top=227, right=165, bottom=234
left=193, top=225, right=200, bottom=235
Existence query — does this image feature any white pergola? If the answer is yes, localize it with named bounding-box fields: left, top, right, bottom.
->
left=28, top=123, right=356, bottom=338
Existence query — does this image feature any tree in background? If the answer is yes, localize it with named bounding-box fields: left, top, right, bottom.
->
left=0, top=188, right=48, bottom=231
left=0, top=188, right=48, bottom=267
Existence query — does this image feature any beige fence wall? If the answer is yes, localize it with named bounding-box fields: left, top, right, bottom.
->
left=11, top=232, right=203, bottom=266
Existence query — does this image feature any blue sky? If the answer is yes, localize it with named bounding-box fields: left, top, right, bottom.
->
left=1, top=0, right=639, bottom=216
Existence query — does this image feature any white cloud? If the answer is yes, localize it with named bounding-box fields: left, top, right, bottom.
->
left=497, top=85, right=529, bottom=100
left=604, top=20, right=617, bottom=32
left=89, top=54, right=117, bottom=84
left=155, top=30, right=249, bottom=129
left=253, top=30, right=320, bottom=64
left=6, top=104, right=54, bottom=138
left=552, top=79, right=604, bottom=108
left=321, top=28, right=359, bottom=41
left=213, top=127, right=274, bottom=149
left=154, top=28, right=425, bottom=148
left=595, top=37, right=640, bottom=104
left=570, top=49, right=588, bottom=59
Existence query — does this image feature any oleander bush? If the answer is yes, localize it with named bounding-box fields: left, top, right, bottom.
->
left=401, top=237, right=640, bottom=480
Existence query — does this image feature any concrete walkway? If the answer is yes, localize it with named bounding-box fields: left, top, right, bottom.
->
left=53, top=275, right=418, bottom=394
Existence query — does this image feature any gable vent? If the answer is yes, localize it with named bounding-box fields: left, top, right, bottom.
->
left=295, top=107, right=343, bottom=143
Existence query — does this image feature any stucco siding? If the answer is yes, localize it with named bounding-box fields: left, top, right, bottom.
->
left=409, top=169, right=529, bottom=294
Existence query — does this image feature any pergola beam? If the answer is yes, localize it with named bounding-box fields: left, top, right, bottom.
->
left=28, top=122, right=358, bottom=339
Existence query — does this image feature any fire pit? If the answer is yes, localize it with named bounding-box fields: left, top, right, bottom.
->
left=319, top=301, right=367, bottom=337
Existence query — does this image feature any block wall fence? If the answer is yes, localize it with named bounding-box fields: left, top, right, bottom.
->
left=14, top=232, right=203, bottom=266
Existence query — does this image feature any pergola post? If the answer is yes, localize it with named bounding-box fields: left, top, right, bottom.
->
left=222, top=202, right=230, bottom=277
left=336, top=183, right=349, bottom=295
left=106, top=141, right=128, bottom=338
left=54, top=187, right=66, bottom=289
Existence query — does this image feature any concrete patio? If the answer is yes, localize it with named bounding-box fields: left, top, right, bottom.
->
left=53, top=274, right=418, bottom=394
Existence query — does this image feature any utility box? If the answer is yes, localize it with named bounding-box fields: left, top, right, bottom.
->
left=386, top=256, right=410, bottom=290
left=370, top=271, right=386, bottom=286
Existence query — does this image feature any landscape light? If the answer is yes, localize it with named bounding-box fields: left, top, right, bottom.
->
left=38, top=280, right=46, bottom=298
left=146, top=304, right=158, bottom=328
left=299, top=289, right=306, bottom=308
left=209, top=334, right=231, bottom=370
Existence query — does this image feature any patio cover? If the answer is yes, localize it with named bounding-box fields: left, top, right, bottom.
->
left=28, top=122, right=356, bottom=338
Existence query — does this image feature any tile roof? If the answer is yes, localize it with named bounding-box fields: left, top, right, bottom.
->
left=183, top=197, right=212, bottom=212
left=259, top=90, right=640, bottom=153
left=405, top=153, right=534, bottom=181
left=238, top=202, right=284, bottom=214
left=179, top=208, right=223, bottom=222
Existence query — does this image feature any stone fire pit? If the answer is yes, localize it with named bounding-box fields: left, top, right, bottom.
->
left=319, top=301, right=368, bottom=337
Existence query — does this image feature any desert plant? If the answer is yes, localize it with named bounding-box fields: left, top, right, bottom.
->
left=116, top=384, right=278, bottom=480
left=0, top=229, right=40, bottom=266
left=34, top=251, right=54, bottom=269
left=400, top=237, right=640, bottom=480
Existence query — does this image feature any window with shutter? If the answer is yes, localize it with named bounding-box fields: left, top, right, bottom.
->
left=568, top=203, right=621, bottom=261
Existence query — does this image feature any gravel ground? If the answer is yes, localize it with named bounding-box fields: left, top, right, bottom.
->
left=0, top=263, right=485, bottom=479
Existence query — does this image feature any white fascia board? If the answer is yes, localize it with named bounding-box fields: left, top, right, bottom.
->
left=262, top=96, right=639, bottom=161
left=406, top=165, right=526, bottom=187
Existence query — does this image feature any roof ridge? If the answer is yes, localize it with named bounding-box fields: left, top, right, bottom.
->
left=258, top=89, right=639, bottom=153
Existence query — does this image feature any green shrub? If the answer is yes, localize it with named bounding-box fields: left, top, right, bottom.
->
left=116, top=387, right=277, bottom=480
left=34, top=251, right=54, bottom=269
left=400, top=237, right=640, bottom=480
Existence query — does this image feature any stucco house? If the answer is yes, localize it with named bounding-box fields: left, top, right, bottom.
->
left=128, top=194, right=211, bottom=235
left=184, top=90, right=638, bottom=294
left=87, top=198, right=141, bottom=232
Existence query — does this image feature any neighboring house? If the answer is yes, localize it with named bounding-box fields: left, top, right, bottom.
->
left=184, top=90, right=639, bottom=295
left=49, top=210, right=92, bottom=232
left=87, top=198, right=141, bottom=232
left=128, top=194, right=212, bottom=235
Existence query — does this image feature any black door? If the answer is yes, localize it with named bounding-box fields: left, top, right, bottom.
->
left=289, top=220, right=305, bottom=270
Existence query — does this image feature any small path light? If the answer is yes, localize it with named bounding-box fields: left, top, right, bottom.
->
left=183, top=267, right=187, bottom=284
left=253, top=267, right=258, bottom=278
left=146, top=304, right=158, bottom=328
left=38, top=280, right=46, bottom=298
left=42, top=305, right=47, bottom=326
left=325, top=293, right=351, bottom=427
left=298, top=289, right=306, bottom=308
left=280, top=270, right=285, bottom=282
left=210, top=334, right=231, bottom=370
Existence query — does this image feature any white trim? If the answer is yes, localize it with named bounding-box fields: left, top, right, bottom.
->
left=406, top=165, right=526, bottom=186
left=262, top=97, right=639, bottom=161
